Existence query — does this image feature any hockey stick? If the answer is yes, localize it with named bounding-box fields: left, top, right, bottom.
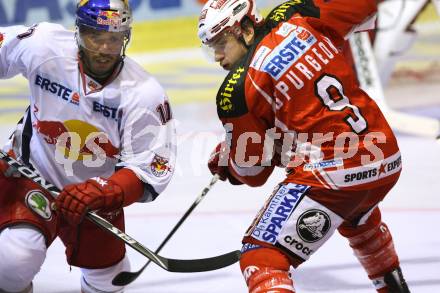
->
left=112, top=174, right=220, bottom=286
left=0, top=150, right=240, bottom=273
left=349, top=31, right=440, bottom=139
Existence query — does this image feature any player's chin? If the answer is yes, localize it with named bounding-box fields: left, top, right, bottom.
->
left=222, top=64, right=232, bottom=71
left=91, top=65, right=111, bottom=76
left=96, top=55, right=118, bottom=63
left=92, top=59, right=118, bottom=72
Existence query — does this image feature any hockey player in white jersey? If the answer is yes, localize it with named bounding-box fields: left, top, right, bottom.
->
left=0, top=0, right=176, bottom=292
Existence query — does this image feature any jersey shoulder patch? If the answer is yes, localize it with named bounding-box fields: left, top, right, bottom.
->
left=264, top=0, right=320, bottom=30
left=216, top=62, right=248, bottom=118
left=216, top=38, right=264, bottom=119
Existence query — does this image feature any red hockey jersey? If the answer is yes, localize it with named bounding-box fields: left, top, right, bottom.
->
left=216, top=0, right=401, bottom=190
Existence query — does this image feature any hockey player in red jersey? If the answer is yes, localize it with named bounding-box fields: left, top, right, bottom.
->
left=0, top=0, right=175, bottom=292
left=198, top=0, right=410, bottom=292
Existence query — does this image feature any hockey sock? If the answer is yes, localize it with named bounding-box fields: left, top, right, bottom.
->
left=240, top=246, right=295, bottom=293
left=339, top=208, right=402, bottom=291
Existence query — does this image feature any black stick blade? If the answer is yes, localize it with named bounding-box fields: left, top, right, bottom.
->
left=166, top=250, right=241, bottom=272
left=112, top=250, right=240, bottom=286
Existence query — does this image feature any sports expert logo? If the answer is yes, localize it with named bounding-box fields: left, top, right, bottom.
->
left=296, top=209, right=330, bottom=243
left=25, top=190, right=52, bottom=221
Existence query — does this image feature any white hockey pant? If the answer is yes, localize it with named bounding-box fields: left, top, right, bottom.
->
left=0, top=226, right=45, bottom=293
left=0, top=225, right=130, bottom=293
left=81, top=255, right=130, bottom=293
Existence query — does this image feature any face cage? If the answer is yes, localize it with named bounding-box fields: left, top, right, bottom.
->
left=76, top=26, right=131, bottom=56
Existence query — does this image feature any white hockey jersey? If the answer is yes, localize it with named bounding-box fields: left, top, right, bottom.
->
left=0, top=22, right=176, bottom=202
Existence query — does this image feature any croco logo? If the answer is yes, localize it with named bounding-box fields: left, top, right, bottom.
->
left=25, top=190, right=52, bottom=221
left=218, top=67, right=245, bottom=112
left=296, top=209, right=330, bottom=243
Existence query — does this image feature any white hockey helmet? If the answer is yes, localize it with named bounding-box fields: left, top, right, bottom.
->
left=198, top=0, right=264, bottom=45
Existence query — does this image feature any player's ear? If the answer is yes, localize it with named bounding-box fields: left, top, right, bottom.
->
left=242, top=24, right=255, bottom=47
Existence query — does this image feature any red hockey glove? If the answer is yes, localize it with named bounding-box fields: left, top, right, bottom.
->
left=0, top=160, right=8, bottom=178
left=208, top=143, right=243, bottom=185
left=56, top=169, right=144, bottom=225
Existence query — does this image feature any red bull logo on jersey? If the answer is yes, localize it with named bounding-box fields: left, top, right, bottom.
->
left=150, top=154, right=171, bottom=177
left=32, top=106, right=119, bottom=161
left=0, top=32, right=4, bottom=48
left=97, top=10, right=122, bottom=27
left=263, top=26, right=317, bottom=80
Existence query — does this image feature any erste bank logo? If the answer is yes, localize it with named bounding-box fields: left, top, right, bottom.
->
left=262, top=26, right=317, bottom=80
